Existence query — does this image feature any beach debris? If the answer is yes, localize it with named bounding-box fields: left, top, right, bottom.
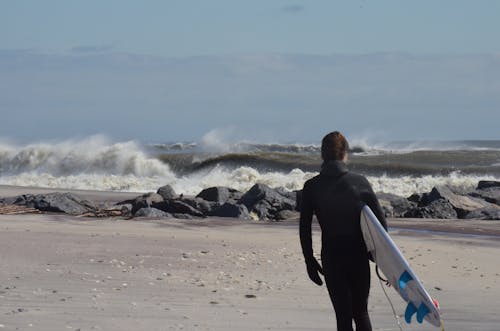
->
left=0, top=204, right=41, bottom=215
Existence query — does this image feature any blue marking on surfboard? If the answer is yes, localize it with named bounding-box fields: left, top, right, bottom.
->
left=398, top=270, right=413, bottom=289
left=405, top=302, right=417, bottom=323
left=417, top=303, right=430, bottom=323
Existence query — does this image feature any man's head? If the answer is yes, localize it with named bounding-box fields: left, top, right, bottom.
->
left=321, top=131, right=349, bottom=162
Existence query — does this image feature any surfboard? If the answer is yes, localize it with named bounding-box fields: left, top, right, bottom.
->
left=360, top=205, right=443, bottom=329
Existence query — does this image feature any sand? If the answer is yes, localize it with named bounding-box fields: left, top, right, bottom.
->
left=1, top=186, right=500, bottom=330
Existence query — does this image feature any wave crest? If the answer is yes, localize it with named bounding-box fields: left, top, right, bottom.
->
left=0, top=136, right=173, bottom=177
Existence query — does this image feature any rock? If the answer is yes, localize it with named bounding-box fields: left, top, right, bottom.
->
left=275, top=187, right=297, bottom=202
left=477, top=181, right=500, bottom=190
left=391, top=198, right=416, bottom=218
left=157, top=185, right=177, bottom=200
left=275, top=210, right=299, bottom=220
left=377, top=193, right=415, bottom=218
left=422, top=186, right=487, bottom=218
left=408, top=193, right=424, bottom=204
left=404, top=199, right=458, bottom=219
left=238, top=184, right=295, bottom=220
left=0, top=196, right=17, bottom=205
left=465, top=208, right=500, bottom=220
left=150, top=197, right=209, bottom=217
left=12, top=193, right=97, bottom=215
left=168, top=200, right=204, bottom=217
left=252, top=200, right=276, bottom=220
left=130, top=193, right=164, bottom=214
left=172, top=213, right=194, bottom=220
left=469, top=187, right=500, bottom=206
left=378, top=199, right=394, bottom=218
left=134, top=207, right=170, bottom=218
left=212, top=202, right=250, bottom=219
left=196, top=187, right=241, bottom=204
left=180, top=197, right=218, bottom=215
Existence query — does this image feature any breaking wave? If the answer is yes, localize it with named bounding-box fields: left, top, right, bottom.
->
left=0, top=136, right=499, bottom=197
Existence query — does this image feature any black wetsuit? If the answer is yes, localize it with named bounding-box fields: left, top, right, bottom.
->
left=300, top=160, right=387, bottom=331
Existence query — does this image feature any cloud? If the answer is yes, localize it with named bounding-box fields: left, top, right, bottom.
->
left=282, top=4, right=305, bottom=13
left=71, top=44, right=115, bottom=53
left=1, top=50, right=499, bottom=141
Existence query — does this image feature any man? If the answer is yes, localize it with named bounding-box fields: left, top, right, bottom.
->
left=299, top=131, right=387, bottom=331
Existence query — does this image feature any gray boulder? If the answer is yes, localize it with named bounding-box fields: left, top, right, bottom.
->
left=469, top=187, right=500, bottom=206
left=130, top=193, right=164, bottom=215
left=181, top=197, right=218, bottom=216
left=196, top=186, right=241, bottom=204
left=252, top=200, right=274, bottom=220
left=465, top=208, right=500, bottom=220
left=391, top=198, right=416, bottom=218
left=377, top=193, right=415, bottom=218
left=404, top=199, right=458, bottom=219
left=477, top=181, right=500, bottom=190
left=408, top=193, right=424, bottom=204
left=12, top=192, right=97, bottom=215
left=157, top=185, right=177, bottom=200
left=135, top=207, right=170, bottom=218
left=168, top=200, right=204, bottom=217
left=212, top=202, right=250, bottom=219
left=275, top=210, right=299, bottom=220
left=422, top=186, right=487, bottom=217
left=172, top=213, right=194, bottom=219
left=238, top=184, right=295, bottom=220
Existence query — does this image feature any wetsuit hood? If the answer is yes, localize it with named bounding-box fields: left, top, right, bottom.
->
left=320, top=160, right=349, bottom=177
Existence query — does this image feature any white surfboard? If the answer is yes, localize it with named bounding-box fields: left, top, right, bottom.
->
left=360, top=205, right=443, bottom=329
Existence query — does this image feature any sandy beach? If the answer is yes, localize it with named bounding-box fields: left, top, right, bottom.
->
left=0, top=186, right=499, bottom=331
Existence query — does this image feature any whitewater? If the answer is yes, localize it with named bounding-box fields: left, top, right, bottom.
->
left=0, top=136, right=499, bottom=197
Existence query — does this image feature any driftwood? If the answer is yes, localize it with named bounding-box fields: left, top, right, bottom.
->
left=79, top=210, right=127, bottom=218
left=0, top=204, right=41, bottom=215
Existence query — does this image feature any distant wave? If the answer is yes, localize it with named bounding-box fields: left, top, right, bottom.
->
left=157, top=150, right=500, bottom=177
left=148, top=140, right=500, bottom=156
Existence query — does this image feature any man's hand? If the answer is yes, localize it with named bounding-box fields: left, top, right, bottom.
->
left=306, top=258, right=324, bottom=286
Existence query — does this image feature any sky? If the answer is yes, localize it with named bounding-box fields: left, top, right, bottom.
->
left=1, top=1, right=500, bottom=143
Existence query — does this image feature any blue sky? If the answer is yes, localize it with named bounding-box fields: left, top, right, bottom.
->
left=1, top=1, right=499, bottom=142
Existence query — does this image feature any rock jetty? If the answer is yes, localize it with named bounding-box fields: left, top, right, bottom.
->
left=1, top=181, right=499, bottom=221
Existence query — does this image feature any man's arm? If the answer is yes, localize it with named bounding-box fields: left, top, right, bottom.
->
left=299, top=183, right=314, bottom=261
left=299, top=182, right=323, bottom=286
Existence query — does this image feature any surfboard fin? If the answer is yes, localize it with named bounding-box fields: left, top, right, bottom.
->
left=404, top=302, right=417, bottom=323
left=416, top=303, right=430, bottom=323
left=398, top=270, right=413, bottom=290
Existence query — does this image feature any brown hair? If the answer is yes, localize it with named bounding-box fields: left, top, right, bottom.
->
left=321, top=131, right=349, bottom=161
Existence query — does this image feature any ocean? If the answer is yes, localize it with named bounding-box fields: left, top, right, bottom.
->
left=0, top=136, right=499, bottom=198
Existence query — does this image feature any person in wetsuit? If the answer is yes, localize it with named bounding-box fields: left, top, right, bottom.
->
left=299, top=131, right=387, bottom=331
